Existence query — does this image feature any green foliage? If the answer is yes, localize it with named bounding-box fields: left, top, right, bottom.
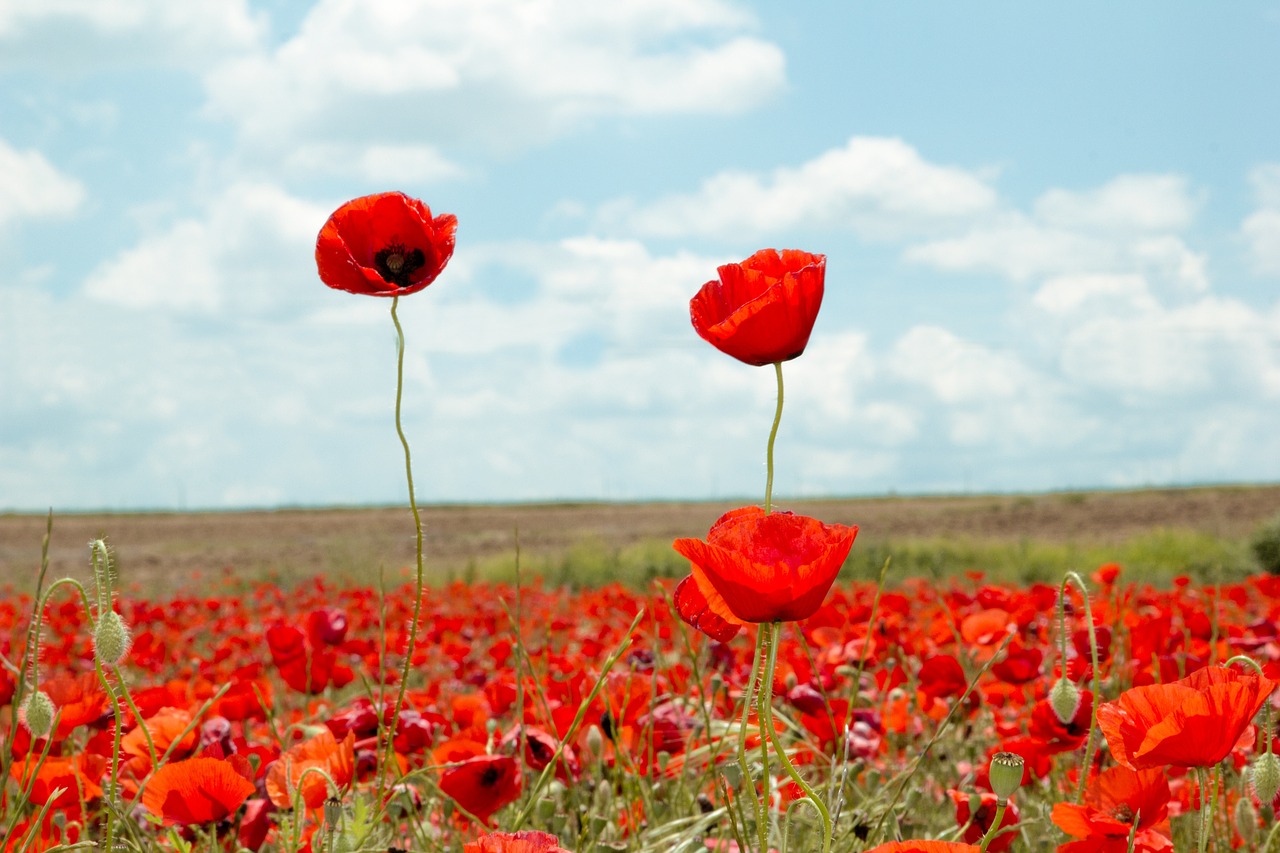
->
left=1251, top=512, right=1280, bottom=575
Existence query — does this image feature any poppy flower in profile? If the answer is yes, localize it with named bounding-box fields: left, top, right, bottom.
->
left=689, top=249, right=825, bottom=366
left=438, top=753, right=522, bottom=824
left=673, top=506, right=857, bottom=628
left=316, top=191, right=457, bottom=297
left=1097, top=664, right=1276, bottom=769
left=141, top=757, right=256, bottom=826
left=464, top=831, right=572, bottom=853
left=265, top=730, right=356, bottom=809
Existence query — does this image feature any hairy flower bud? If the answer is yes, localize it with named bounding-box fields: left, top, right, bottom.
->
left=1049, top=676, right=1082, bottom=725
left=22, top=690, right=55, bottom=738
left=1251, top=750, right=1280, bottom=805
left=94, top=609, right=132, bottom=665
left=1235, top=795, right=1258, bottom=844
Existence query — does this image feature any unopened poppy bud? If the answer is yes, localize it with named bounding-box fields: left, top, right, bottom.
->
left=1049, top=677, right=1082, bottom=725
left=1235, top=796, right=1258, bottom=844
left=586, top=724, right=604, bottom=758
left=93, top=609, right=131, bottom=665
left=988, top=751, right=1025, bottom=802
left=1251, top=750, right=1280, bottom=804
left=22, top=690, right=55, bottom=738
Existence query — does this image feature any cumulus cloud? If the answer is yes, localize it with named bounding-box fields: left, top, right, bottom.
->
left=203, top=0, right=784, bottom=155
left=1243, top=164, right=1280, bottom=276
left=0, top=0, right=264, bottom=70
left=0, top=138, right=85, bottom=226
left=1033, top=174, right=1198, bottom=233
left=604, top=136, right=997, bottom=240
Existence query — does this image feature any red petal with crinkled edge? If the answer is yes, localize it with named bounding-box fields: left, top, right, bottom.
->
left=673, top=575, right=743, bottom=642
left=316, top=191, right=457, bottom=297
left=141, top=757, right=256, bottom=826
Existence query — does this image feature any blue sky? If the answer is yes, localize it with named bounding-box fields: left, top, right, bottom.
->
left=2, top=1, right=1279, bottom=510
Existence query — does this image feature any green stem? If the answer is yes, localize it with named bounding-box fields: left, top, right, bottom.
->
left=761, top=623, right=832, bottom=853
left=737, top=628, right=767, bottom=853
left=380, top=296, right=427, bottom=806
left=764, top=362, right=784, bottom=514
left=1197, top=766, right=1213, bottom=853
left=1062, top=572, right=1101, bottom=803
left=977, top=801, right=1008, bottom=853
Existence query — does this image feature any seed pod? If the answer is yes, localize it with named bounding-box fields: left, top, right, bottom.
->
left=988, top=751, right=1025, bottom=802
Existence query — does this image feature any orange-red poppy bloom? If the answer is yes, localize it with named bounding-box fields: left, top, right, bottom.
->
left=864, top=843, right=981, bottom=853
left=673, top=506, right=857, bottom=628
left=438, top=752, right=522, bottom=824
left=1051, top=765, right=1173, bottom=853
left=141, top=757, right=256, bottom=826
left=463, top=831, right=572, bottom=853
left=1097, top=665, right=1276, bottom=769
left=949, top=790, right=1020, bottom=852
left=316, top=191, right=457, bottom=297
left=689, top=249, right=825, bottom=366
left=265, top=730, right=356, bottom=809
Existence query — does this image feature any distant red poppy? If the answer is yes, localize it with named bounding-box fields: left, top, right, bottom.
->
left=316, top=192, right=457, bottom=296
left=438, top=753, right=522, bottom=824
left=141, top=757, right=256, bottom=826
left=864, top=843, right=981, bottom=853
left=464, top=831, right=572, bottom=853
left=1097, top=665, right=1276, bottom=769
left=689, top=249, right=825, bottom=366
left=1051, top=765, right=1173, bottom=852
left=672, top=506, right=857, bottom=626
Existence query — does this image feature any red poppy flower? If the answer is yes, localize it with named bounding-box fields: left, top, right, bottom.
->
left=438, top=753, right=522, bottom=824
left=265, top=730, right=356, bottom=809
left=1097, top=665, right=1276, bottom=769
left=949, top=790, right=1020, bottom=852
left=673, top=506, right=857, bottom=628
left=689, top=249, right=825, bottom=366
left=864, top=843, right=981, bottom=853
left=141, top=757, right=256, bottom=826
left=1051, top=765, right=1173, bottom=852
left=315, top=191, right=457, bottom=297
left=464, top=831, right=572, bottom=853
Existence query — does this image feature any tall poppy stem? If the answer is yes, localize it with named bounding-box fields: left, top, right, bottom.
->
left=761, top=622, right=833, bottom=853
left=381, top=296, right=426, bottom=804
left=764, top=361, right=784, bottom=514
left=1062, top=571, right=1101, bottom=803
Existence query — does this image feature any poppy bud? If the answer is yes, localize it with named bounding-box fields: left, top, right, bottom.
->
left=1235, top=795, right=1258, bottom=844
left=1049, top=677, right=1082, bottom=725
left=988, top=752, right=1025, bottom=802
left=586, top=724, right=604, bottom=758
left=22, top=690, right=55, bottom=738
left=94, top=609, right=132, bottom=665
left=1251, top=750, right=1280, bottom=804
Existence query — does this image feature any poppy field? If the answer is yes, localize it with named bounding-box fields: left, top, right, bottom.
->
left=4, top=191, right=1280, bottom=852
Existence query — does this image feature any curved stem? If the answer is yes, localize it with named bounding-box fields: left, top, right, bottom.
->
left=761, top=623, right=832, bottom=853
left=380, top=296, right=427, bottom=805
left=1063, top=572, right=1101, bottom=803
left=764, top=362, right=784, bottom=514
left=977, top=801, right=1009, bottom=853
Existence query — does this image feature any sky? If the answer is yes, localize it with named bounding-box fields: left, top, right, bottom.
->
left=2, top=1, right=1279, bottom=511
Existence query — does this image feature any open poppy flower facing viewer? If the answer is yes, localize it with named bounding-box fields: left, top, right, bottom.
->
left=316, top=191, right=457, bottom=296
left=689, top=249, right=825, bottom=366
left=673, top=506, right=858, bottom=633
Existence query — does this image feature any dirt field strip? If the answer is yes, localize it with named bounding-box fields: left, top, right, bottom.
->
left=3, top=485, right=1279, bottom=593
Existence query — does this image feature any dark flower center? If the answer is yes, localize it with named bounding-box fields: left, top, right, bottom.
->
left=373, top=244, right=426, bottom=287
left=480, top=765, right=501, bottom=787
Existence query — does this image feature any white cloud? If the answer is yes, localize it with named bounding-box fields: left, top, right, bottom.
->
left=281, top=144, right=465, bottom=184
left=83, top=183, right=326, bottom=314
left=203, top=0, right=784, bottom=155
left=890, top=325, right=1032, bottom=404
left=0, top=138, right=85, bottom=226
left=606, top=136, right=997, bottom=240
left=1034, top=174, right=1198, bottom=233
left=0, top=0, right=264, bottom=70
left=1243, top=164, right=1280, bottom=276
left=1032, top=273, right=1157, bottom=316
left=904, top=213, right=1109, bottom=281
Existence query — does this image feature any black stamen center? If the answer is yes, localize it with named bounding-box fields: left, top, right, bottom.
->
left=374, top=243, right=426, bottom=287
left=480, top=765, right=500, bottom=787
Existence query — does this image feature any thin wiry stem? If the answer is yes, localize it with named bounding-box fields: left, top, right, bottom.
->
left=764, top=362, right=784, bottom=514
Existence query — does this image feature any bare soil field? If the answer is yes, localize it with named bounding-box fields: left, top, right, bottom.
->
left=2, top=485, right=1279, bottom=594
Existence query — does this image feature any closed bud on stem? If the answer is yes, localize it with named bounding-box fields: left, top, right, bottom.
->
left=94, top=609, right=132, bottom=665
left=1049, top=676, right=1082, bottom=725
left=1235, top=795, right=1258, bottom=844
left=22, top=690, right=55, bottom=738
left=1251, top=750, right=1280, bottom=805
left=988, top=751, right=1025, bottom=803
